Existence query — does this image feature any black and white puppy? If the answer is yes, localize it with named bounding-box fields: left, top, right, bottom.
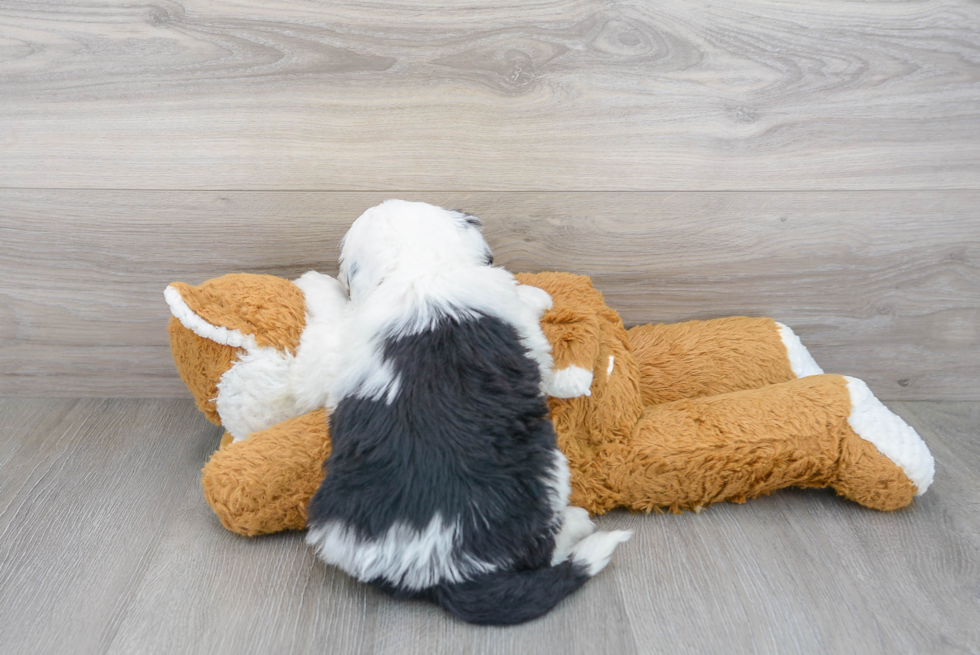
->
left=306, top=200, right=630, bottom=625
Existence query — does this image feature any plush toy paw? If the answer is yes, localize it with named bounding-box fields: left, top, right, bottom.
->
left=832, top=377, right=935, bottom=509
left=201, top=409, right=331, bottom=536
left=774, top=322, right=824, bottom=378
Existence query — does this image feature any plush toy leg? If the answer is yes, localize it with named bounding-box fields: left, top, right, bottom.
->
left=201, top=409, right=330, bottom=536
left=627, top=317, right=823, bottom=406
left=602, top=374, right=933, bottom=513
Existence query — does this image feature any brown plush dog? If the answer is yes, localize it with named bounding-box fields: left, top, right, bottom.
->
left=166, top=271, right=934, bottom=537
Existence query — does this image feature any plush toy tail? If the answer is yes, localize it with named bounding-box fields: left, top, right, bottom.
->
left=411, top=530, right=631, bottom=626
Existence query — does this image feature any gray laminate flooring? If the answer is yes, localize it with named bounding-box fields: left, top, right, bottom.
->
left=0, top=398, right=976, bottom=655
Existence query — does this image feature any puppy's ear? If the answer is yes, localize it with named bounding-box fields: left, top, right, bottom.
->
left=450, top=209, right=495, bottom=266
left=340, top=255, right=376, bottom=304
left=340, top=260, right=360, bottom=297
left=338, top=222, right=383, bottom=303
left=451, top=210, right=482, bottom=228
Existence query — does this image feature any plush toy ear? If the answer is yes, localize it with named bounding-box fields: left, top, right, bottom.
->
left=165, top=274, right=309, bottom=425
left=165, top=274, right=307, bottom=355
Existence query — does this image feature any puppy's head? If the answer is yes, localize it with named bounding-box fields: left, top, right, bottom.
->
left=339, top=200, right=493, bottom=303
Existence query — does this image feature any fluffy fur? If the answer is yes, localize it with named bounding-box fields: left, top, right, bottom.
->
left=166, top=272, right=349, bottom=441
left=169, top=271, right=933, bottom=538
left=306, top=200, right=629, bottom=625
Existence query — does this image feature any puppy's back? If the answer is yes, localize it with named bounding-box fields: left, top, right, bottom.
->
left=307, top=310, right=564, bottom=589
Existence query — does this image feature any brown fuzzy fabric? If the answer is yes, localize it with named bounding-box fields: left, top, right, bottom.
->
left=517, top=272, right=645, bottom=512
left=167, top=274, right=309, bottom=425
left=170, top=274, right=307, bottom=353
left=516, top=274, right=912, bottom=514
left=201, top=409, right=332, bottom=536
left=168, top=318, right=239, bottom=425
left=602, top=374, right=915, bottom=513
left=169, top=271, right=919, bottom=536
left=834, top=421, right=917, bottom=511
left=518, top=272, right=603, bottom=372
left=627, top=317, right=796, bottom=406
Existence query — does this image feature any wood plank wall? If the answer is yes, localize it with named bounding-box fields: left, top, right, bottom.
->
left=1, top=1, right=978, bottom=399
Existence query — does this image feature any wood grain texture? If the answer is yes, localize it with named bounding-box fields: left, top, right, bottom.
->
left=0, top=399, right=217, bottom=654
left=1, top=0, right=978, bottom=190
left=0, top=398, right=976, bottom=654
left=1, top=190, right=977, bottom=399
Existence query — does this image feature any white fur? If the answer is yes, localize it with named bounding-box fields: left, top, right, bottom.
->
left=324, top=306, right=401, bottom=404
left=294, top=271, right=348, bottom=322
left=306, top=513, right=497, bottom=591
left=775, top=322, right=823, bottom=377
left=215, top=346, right=300, bottom=442
left=570, top=530, right=633, bottom=576
left=332, top=200, right=559, bottom=405
left=551, top=506, right=596, bottom=565
left=290, top=272, right=352, bottom=411
left=165, top=272, right=350, bottom=441
left=516, top=284, right=554, bottom=316
left=541, top=442, right=629, bottom=575
left=606, top=355, right=615, bottom=376
left=844, top=376, right=935, bottom=494
left=543, top=449, right=573, bottom=520
left=548, top=365, right=594, bottom=398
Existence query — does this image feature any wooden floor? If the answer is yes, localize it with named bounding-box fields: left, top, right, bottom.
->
left=0, top=398, right=976, bottom=655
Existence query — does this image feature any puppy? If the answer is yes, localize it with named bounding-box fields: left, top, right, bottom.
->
left=306, top=200, right=630, bottom=625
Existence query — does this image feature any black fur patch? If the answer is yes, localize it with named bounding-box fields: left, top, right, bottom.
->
left=307, top=311, right=559, bottom=573
left=451, top=209, right=482, bottom=227
left=342, top=261, right=359, bottom=292
left=373, top=562, right=592, bottom=625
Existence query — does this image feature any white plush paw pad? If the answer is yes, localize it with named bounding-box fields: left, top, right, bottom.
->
left=775, top=322, right=823, bottom=378
left=845, top=376, right=935, bottom=495
left=570, top=530, right=632, bottom=576
left=547, top=365, right=593, bottom=398
left=551, top=506, right=597, bottom=565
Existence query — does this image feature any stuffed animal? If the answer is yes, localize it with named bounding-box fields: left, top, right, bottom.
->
left=166, top=271, right=935, bottom=537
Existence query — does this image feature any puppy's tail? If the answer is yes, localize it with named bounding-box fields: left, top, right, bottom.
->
left=426, top=530, right=631, bottom=626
